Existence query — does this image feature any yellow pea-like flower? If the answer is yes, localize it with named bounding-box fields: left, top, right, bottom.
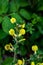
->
left=17, top=60, right=23, bottom=65
left=19, top=29, right=25, bottom=35
left=5, top=44, right=10, bottom=51
left=31, top=62, right=35, bottom=65
left=9, top=29, right=15, bottom=36
left=32, top=45, right=38, bottom=52
left=10, top=17, right=16, bottom=24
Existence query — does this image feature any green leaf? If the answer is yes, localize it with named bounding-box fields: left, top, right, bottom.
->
left=2, top=16, right=14, bottom=34
left=16, top=0, right=29, bottom=7
left=2, top=57, right=13, bottom=65
left=0, top=48, right=2, bottom=65
left=20, top=9, right=32, bottom=20
left=0, top=48, right=2, bottom=59
left=9, top=0, right=20, bottom=13
left=0, top=17, right=3, bottom=23
left=37, top=0, right=43, bottom=11
left=0, top=0, right=9, bottom=15
left=9, top=0, right=29, bottom=13
left=11, top=13, right=23, bottom=24
left=38, top=25, right=43, bottom=34
left=0, top=29, right=7, bottom=40
left=31, top=31, right=40, bottom=41
left=38, top=6, right=43, bottom=11
left=20, top=45, right=27, bottom=56
left=37, top=17, right=43, bottom=34
left=0, top=36, right=9, bottom=46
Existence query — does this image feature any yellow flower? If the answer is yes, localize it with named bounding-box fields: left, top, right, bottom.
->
left=21, top=24, right=25, bottom=28
left=36, top=63, right=41, bottom=65
left=10, top=17, right=16, bottom=24
left=9, top=29, right=15, bottom=36
left=5, top=43, right=14, bottom=51
left=5, top=44, right=10, bottom=51
left=31, top=62, right=35, bottom=65
left=32, top=45, right=38, bottom=52
left=19, top=29, right=25, bottom=35
left=17, top=60, right=23, bottom=65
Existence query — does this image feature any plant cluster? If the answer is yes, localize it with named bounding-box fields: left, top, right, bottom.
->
left=0, top=0, right=43, bottom=65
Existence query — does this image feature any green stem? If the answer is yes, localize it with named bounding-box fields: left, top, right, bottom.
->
left=0, top=12, right=15, bottom=17
left=13, top=37, right=18, bottom=64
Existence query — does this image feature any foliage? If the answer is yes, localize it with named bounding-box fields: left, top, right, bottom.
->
left=0, top=0, right=43, bottom=65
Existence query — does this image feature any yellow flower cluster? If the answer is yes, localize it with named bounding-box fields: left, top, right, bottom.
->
left=5, top=43, right=14, bottom=51
left=9, top=18, right=26, bottom=37
left=32, top=45, right=38, bottom=53
left=18, top=23, right=25, bottom=36
left=9, top=28, right=26, bottom=37
left=31, top=62, right=43, bottom=65
left=19, top=23, right=25, bottom=36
